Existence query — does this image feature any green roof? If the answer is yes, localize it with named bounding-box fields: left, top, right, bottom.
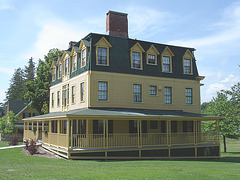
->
left=23, top=108, right=220, bottom=121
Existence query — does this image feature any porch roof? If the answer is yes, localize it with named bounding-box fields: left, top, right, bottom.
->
left=23, top=108, right=220, bottom=121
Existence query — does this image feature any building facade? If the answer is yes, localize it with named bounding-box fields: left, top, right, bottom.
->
left=23, top=11, right=220, bottom=159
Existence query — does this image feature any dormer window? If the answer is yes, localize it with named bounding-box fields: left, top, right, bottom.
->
left=147, top=54, right=156, bottom=65
left=58, top=64, right=62, bottom=78
left=82, top=49, right=86, bottom=67
left=146, top=45, right=159, bottom=65
left=161, top=46, right=174, bottom=73
left=162, top=56, right=170, bottom=72
left=132, top=52, right=141, bottom=69
left=72, top=55, right=77, bottom=72
left=95, top=37, right=112, bottom=66
left=184, top=59, right=191, bottom=74
left=65, top=58, right=69, bottom=75
left=52, top=67, right=56, bottom=81
left=98, top=47, right=107, bottom=65
left=183, top=49, right=194, bottom=75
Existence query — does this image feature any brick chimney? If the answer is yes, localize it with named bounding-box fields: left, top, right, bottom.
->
left=68, top=41, right=77, bottom=49
left=106, top=11, right=128, bottom=38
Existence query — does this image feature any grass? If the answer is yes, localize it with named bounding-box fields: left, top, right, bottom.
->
left=0, top=139, right=239, bottom=180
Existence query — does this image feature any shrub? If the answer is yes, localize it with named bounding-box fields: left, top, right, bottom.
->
left=25, top=139, right=38, bottom=155
left=9, top=135, right=19, bottom=146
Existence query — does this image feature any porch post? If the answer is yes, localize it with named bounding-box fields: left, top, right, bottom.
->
left=194, top=120, right=196, bottom=145
left=49, top=121, right=52, bottom=145
left=106, top=120, right=108, bottom=149
left=216, top=119, right=220, bottom=144
left=57, top=120, right=60, bottom=147
left=36, top=121, right=39, bottom=141
left=137, top=120, right=140, bottom=147
left=70, top=119, right=73, bottom=149
left=139, top=120, right=142, bottom=147
left=66, top=120, right=70, bottom=149
left=103, top=120, right=106, bottom=148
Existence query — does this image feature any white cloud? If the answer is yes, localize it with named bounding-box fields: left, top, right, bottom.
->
left=22, top=20, right=88, bottom=61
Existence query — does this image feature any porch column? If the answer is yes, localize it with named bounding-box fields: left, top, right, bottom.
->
left=167, top=120, right=171, bottom=146
left=194, top=120, right=196, bottom=145
left=36, top=121, right=39, bottom=141
left=216, top=119, right=220, bottom=144
left=137, top=120, right=140, bottom=147
left=70, top=119, right=73, bottom=149
left=103, top=120, right=106, bottom=148
left=57, top=120, right=60, bottom=147
left=49, top=121, right=52, bottom=145
left=66, top=120, right=70, bottom=150
left=139, top=120, right=142, bottom=147
left=106, top=120, right=108, bottom=149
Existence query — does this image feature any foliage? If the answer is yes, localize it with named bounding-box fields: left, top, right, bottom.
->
left=5, top=68, right=26, bottom=101
left=0, top=111, right=18, bottom=133
left=25, top=139, right=38, bottom=155
left=8, top=135, right=19, bottom=146
left=24, top=57, right=35, bottom=82
left=202, top=83, right=240, bottom=152
left=25, top=48, right=63, bottom=114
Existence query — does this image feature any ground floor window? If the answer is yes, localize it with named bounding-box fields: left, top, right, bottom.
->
left=171, top=121, right=177, bottom=133
left=51, top=120, right=58, bottom=133
left=60, top=120, right=67, bottom=134
left=183, top=121, right=193, bottom=132
left=129, top=120, right=137, bottom=133
left=93, top=120, right=104, bottom=134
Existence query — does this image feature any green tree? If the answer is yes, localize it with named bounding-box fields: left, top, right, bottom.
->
left=0, top=111, right=18, bottom=133
left=6, top=68, right=25, bottom=101
left=24, top=57, right=35, bottom=82
left=202, top=84, right=240, bottom=153
left=25, top=48, right=63, bottom=114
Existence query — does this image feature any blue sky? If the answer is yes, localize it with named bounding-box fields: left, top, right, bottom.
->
left=0, top=0, right=239, bottom=103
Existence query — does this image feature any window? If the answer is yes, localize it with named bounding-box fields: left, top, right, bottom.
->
left=184, top=59, right=191, bottom=74
left=161, top=121, right=166, bottom=133
left=163, top=56, right=170, bottom=72
left=58, top=64, right=62, bottom=78
left=60, top=120, right=67, bottom=134
left=98, top=81, right=108, bottom=101
left=72, top=55, right=77, bottom=71
left=186, top=88, right=193, bottom=104
left=97, top=47, right=107, bottom=65
left=150, top=121, right=158, bottom=129
left=133, top=84, right=142, bottom=102
left=82, top=49, right=86, bottom=67
left=80, top=82, right=84, bottom=102
left=65, top=58, right=69, bottom=75
left=72, top=86, right=75, bottom=104
left=57, top=91, right=60, bottom=107
left=52, top=67, right=56, bottom=81
left=132, top=52, right=141, bottom=69
left=149, top=85, right=157, bottom=96
left=164, top=87, right=172, bottom=104
left=129, top=120, right=137, bottom=133
left=51, top=120, right=58, bottom=133
left=171, top=121, right=177, bottom=133
left=147, top=54, right=156, bottom=65
left=62, top=85, right=69, bottom=107
left=51, top=93, right=54, bottom=108
left=93, top=120, right=103, bottom=134
left=183, top=121, right=193, bottom=132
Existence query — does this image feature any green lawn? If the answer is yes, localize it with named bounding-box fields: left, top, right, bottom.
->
left=0, top=139, right=239, bottom=180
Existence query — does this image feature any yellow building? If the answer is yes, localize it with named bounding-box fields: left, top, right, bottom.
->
left=23, top=11, right=220, bottom=159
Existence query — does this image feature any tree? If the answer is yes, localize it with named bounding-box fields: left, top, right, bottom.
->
left=24, top=57, right=35, bottom=82
left=5, top=68, right=26, bottom=101
left=25, top=48, right=63, bottom=114
left=0, top=111, right=18, bottom=133
left=202, top=84, right=240, bottom=153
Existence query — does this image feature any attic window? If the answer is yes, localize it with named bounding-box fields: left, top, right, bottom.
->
left=147, top=54, right=156, bottom=65
left=132, top=52, right=141, bottom=69
left=82, top=49, right=86, bottom=67
left=98, top=47, right=107, bottom=65
left=184, top=59, right=191, bottom=74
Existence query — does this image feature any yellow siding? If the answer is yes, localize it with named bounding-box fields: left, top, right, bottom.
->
left=50, top=71, right=89, bottom=113
left=89, top=71, right=201, bottom=113
left=17, top=106, right=39, bottom=123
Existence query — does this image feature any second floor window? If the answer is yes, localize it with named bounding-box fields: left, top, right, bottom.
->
left=63, top=85, right=69, bottom=107
left=149, top=85, right=157, bottom=96
left=57, top=91, right=60, bottom=107
left=164, top=87, right=172, bottom=104
left=186, top=88, right=193, bottom=104
left=133, top=84, right=142, bottom=102
left=163, top=56, right=170, bottom=72
left=72, top=86, right=75, bottom=104
left=98, top=81, right=108, bottom=101
left=80, top=82, right=84, bottom=102
left=132, top=52, right=141, bottom=69
left=98, top=47, right=107, bottom=65
left=184, top=59, right=191, bottom=74
left=51, top=93, right=54, bottom=108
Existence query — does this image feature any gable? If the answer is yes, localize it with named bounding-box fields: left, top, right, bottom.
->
left=183, top=49, right=194, bottom=59
left=161, top=46, right=174, bottom=57
left=94, top=37, right=112, bottom=47
left=146, top=45, right=160, bottom=55
left=130, top=42, right=145, bottom=52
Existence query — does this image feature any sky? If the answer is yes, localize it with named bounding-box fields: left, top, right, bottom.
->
left=0, top=0, right=239, bottom=103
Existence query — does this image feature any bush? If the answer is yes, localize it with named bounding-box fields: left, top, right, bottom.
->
left=8, top=135, right=19, bottom=146
left=25, top=139, right=38, bottom=155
